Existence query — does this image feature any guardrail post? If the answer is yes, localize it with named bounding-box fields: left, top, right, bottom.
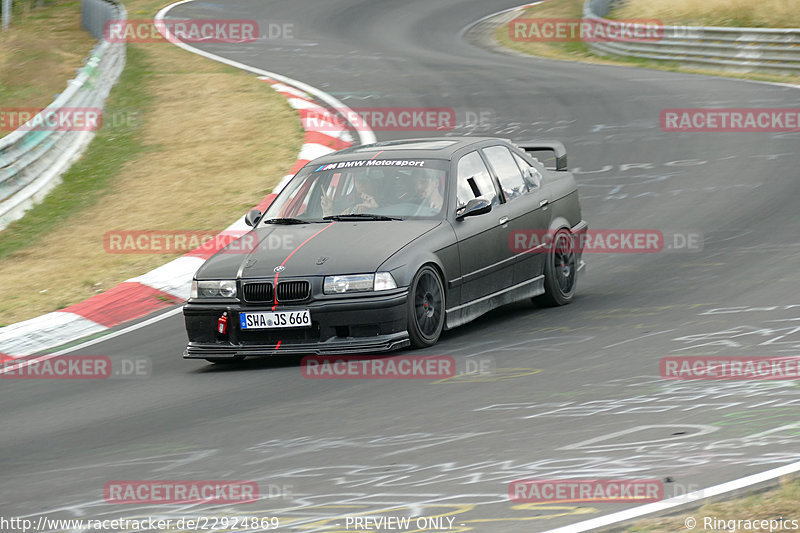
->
left=2, top=0, right=11, bottom=31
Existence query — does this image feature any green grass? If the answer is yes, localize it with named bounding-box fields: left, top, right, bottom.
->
left=627, top=479, right=800, bottom=532
left=0, top=0, right=303, bottom=325
left=611, top=0, right=800, bottom=29
left=0, top=45, right=150, bottom=260
left=0, top=82, right=38, bottom=102
left=0, top=0, right=95, bottom=121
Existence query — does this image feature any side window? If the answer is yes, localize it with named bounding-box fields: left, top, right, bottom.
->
left=513, top=152, right=543, bottom=190
left=484, top=145, right=527, bottom=201
left=456, top=151, right=498, bottom=209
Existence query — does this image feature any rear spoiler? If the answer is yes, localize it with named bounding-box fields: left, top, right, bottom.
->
left=516, top=140, right=568, bottom=171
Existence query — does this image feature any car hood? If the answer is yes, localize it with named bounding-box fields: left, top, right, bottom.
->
left=195, top=220, right=442, bottom=280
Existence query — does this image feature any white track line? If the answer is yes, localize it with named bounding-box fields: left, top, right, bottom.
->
left=540, top=460, right=800, bottom=532
left=154, top=0, right=376, bottom=145
left=457, top=1, right=542, bottom=39
left=8, top=6, right=796, bottom=528
left=469, top=3, right=800, bottom=531
left=0, top=306, right=183, bottom=375
left=0, top=0, right=377, bottom=363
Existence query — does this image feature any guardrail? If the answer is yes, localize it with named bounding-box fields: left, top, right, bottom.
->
left=82, top=0, right=121, bottom=39
left=0, top=0, right=126, bottom=230
left=583, top=0, right=800, bottom=75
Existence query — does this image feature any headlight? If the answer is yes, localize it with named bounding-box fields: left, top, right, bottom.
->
left=191, top=280, right=238, bottom=299
left=323, top=272, right=397, bottom=294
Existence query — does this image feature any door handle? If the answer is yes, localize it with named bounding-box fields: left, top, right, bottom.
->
left=539, top=199, right=549, bottom=208
left=499, top=216, right=509, bottom=225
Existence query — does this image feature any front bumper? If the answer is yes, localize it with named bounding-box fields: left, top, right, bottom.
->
left=183, top=289, right=409, bottom=358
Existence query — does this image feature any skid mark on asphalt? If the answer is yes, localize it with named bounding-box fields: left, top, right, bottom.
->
left=474, top=375, right=800, bottom=476
left=431, top=367, right=542, bottom=384
left=566, top=151, right=796, bottom=202
left=670, top=304, right=800, bottom=354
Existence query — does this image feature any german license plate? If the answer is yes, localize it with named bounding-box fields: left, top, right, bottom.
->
left=239, top=310, right=311, bottom=329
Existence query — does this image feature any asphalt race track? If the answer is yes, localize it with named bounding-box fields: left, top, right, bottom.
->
left=2, top=0, right=800, bottom=531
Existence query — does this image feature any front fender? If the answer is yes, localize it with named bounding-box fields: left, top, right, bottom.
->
left=377, top=222, right=459, bottom=302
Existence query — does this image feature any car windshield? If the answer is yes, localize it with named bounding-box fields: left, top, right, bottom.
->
left=261, top=159, right=449, bottom=223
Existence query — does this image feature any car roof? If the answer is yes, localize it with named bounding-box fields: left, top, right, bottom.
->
left=310, top=137, right=508, bottom=164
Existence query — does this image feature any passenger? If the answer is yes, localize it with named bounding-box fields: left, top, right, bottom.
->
left=413, top=169, right=445, bottom=213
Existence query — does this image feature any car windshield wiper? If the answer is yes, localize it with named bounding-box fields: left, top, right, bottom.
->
left=261, top=218, right=317, bottom=225
left=323, top=213, right=403, bottom=221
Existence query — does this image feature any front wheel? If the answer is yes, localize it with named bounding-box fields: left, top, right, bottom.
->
left=535, top=228, right=577, bottom=307
left=407, top=265, right=445, bottom=348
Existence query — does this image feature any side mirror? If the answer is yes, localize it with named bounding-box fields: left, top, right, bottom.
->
left=244, top=209, right=263, bottom=227
left=456, top=198, right=492, bottom=221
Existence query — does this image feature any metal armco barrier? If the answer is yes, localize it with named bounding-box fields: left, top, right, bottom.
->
left=0, top=0, right=126, bottom=230
left=82, top=0, right=121, bottom=40
left=583, top=0, right=800, bottom=74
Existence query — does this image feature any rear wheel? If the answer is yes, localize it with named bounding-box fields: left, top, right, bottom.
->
left=407, top=265, right=445, bottom=348
left=535, top=228, right=577, bottom=307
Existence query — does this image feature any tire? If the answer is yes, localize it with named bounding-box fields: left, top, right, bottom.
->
left=407, top=265, right=445, bottom=348
left=535, top=228, right=577, bottom=307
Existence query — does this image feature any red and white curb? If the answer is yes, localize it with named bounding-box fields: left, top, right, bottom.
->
left=0, top=53, right=372, bottom=361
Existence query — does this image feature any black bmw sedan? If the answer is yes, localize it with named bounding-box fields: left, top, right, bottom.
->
left=183, top=137, right=587, bottom=362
